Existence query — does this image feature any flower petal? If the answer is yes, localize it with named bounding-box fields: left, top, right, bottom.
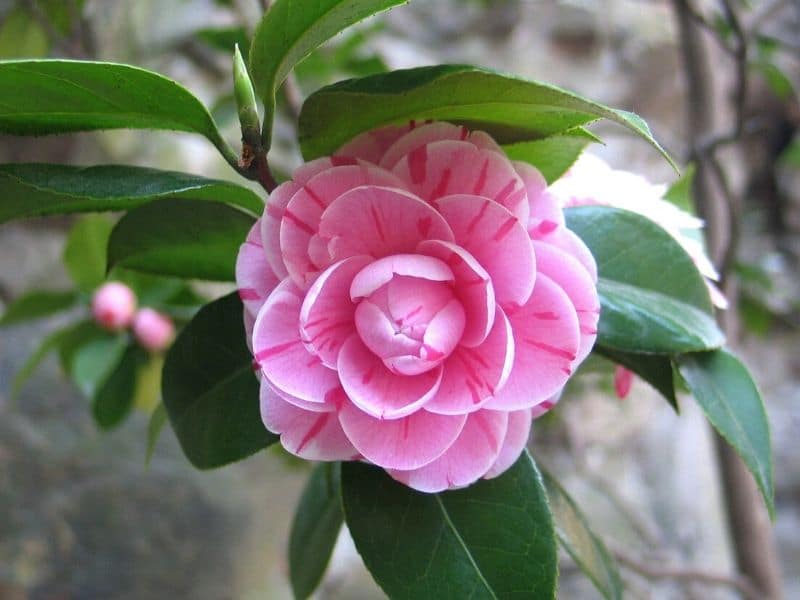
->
left=533, top=224, right=598, bottom=283
left=435, top=194, right=536, bottom=308
left=350, top=254, right=454, bottom=300
left=389, top=409, right=508, bottom=492
left=237, top=219, right=280, bottom=323
left=392, top=139, right=529, bottom=222
left=380, top=122, right=502, bottom=170
left=417, top=239, right=496, bottom=347
left=299, top=255, right=372, bottom=368
left=252, top=279, right=340, bottom=403
left=261, top=382, right=356, bottom=460
left=337, top=335, right=442, bottom=419
left=261, top=181, right=299, bottom=280
left=484, top=274, right=580, bottom=410
left=483, top=408, right=532, bottom=479
left=334, top=123, right=411, bottom=164
left=338, top=403, right=466, bottom=470
left=319, top=185, right=454, bottom=262
left=424, top=307, right=515, bottom=415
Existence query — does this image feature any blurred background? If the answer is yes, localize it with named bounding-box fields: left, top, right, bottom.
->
left=0, top=0, right=798, bottom=598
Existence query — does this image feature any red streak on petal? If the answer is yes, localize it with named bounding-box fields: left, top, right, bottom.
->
left=417, top=216, right=432, bottom=238
left=245, top=239, right=264, bottom=249
left=580, top=326, right=598, bottom=335
left=295, top=413, right=329, bottom=453
left=492, top=216, right=519, bottom=242
left=303, top=316, right=329, bottom=329
left=402, top=417, right=411, bottom=439
left=422, top=344, right=445, bottom=361
left=475, top=413, right=499, bottom=450
left=306, top=355, right=322, bottom=367
left=408, top=145, right=428, bottom=185
left=283, top=209, right=315, bottom=234
left=473, top=158, right=490, bottom=195
left=465, top=378, right=482, bottom=404
left=536, top=220, right=559, bottom=235
left=523, top=339, right=576, bottom=361
left=330, top=155, right=358, bottom=167
left=255, top=340, right=297, bottom=362
left=431, top=168, right=452, bottom=200
left=461, top=347, right=490, bottom=369
left=303, top=185, right=327, bottom=210
left=532, top=311, right=559, bottom=320
left=495, top=179, right=518, bottom=205
left=460, top=125, right=469, bottom=140
left=369, top=204, right=387, bottom=242
left=539, top=400, right=554, bottom=410
left=467, top=199, right=491, bottom=234
left=238, top=288, right=261, bottom=301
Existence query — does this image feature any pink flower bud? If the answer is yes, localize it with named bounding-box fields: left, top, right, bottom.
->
left=132, top=308, right=175, bottom=352
left=92, top=282, right=137, bottom=331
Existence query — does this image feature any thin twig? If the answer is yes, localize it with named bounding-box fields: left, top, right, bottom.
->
left=611, top=545, right=762, bottom=600
left=719, top=0, right=748, bottom=139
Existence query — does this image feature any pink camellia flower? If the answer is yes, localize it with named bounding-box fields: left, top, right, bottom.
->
left=92, top=282, right=137, bottom=331
left=132, top=308, right=175, bottom=352
left=236, top=121, right=600, bottom=492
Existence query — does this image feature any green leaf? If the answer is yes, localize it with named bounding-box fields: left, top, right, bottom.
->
left=341, top=451, right=557, bottom=599
left=70, top=331, right=128, bottom=397
left=10, top=322, right=86, bottom=399
left=63, top=214, right=113, bottom=293
left=541, top=469, right=623, bottom=600
left=146, top=402, right=168, bottom=464
left=0, top=60, right=238, bottom=166
left=249, top=0, right=408, bottom=146
left=289, top=463, right=344, bottom=600
left=566, top=206, right=724, bottom=354
left=0, top=9, right=49, bottom=59
left=108, top=199, right=254, bottom=281
left=162, top=293, right=276, bottom=469
left=595, top=347, right=677, bottom=409
left=663, top=164, right=695, bottom=215
left=676, top=349, right=774, bottom=517
left=0, top=289, right=77, bottom=326
left=299, top=65, right=674, bottom=168
left=0, top=163, right=262, bottom=223
left=196, top=26, right=250, bottom=61
left=502, top=131, right=594, bottom=184
left=92, top=343, right=146, bottom=430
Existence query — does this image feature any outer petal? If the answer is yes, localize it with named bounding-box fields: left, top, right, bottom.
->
left=338, top=403, right=466, bottom=470
left=483, top=408, right=532, bottom=479
left=392, top=140, right=529, bottom=222
left=529, top=394, right=559, bottom=419
left=484, top=274, right=580, bottom=410
left=261, top=181, right=299, bottom=280
left=533, top=240, right=600, bottom=364
left=281, top=163, right=405, bottom=288
left=424, top=307, right=514, bottom=415
left=237, top=219, right=280, bottom=320
left=514, top=161, right=565, bottom=231
left=533, top=224, right=598, bottom=283
left=379, top=122, right=501, bottom=170
left=334, top=123, right=411, bottom=164
left=319, top=186, right=454, bottom=262
left=389, top=409, right=508, bottom=493
left=299, top=255, right=372, bottom=368
left=252, top=279, right=340, bottom=403
left=337, top=335, right=442, bottom=419
left=261, top=382, right=357, bottom=460
left=435, top=194, right=536, bottom=308
left=418, top=239, right=495, bottom=347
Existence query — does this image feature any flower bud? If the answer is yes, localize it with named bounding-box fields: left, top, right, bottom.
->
left=132, top=308, right=175, bottom=352
left=233, top=43, right=261, bottom=149
left=92, top=282, right=137, bottom=331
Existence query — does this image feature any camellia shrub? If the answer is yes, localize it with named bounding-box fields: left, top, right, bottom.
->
left=0, top=1, right=773, bottom=598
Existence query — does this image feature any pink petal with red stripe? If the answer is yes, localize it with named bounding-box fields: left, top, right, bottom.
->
left=533, top=240, right=600, bottom=363
left=299, top=255, right=372, bottom=368
left=484, top=408, right=532, bottom=479
left=236, top=219, right=280, bottom=322
left=350, top=254, right=454, bottom=300
left=424, top=307, right=514, bottom=415
left=261, top=383, right=356, bottom=460
left=261, top=181, right=299, bottom=280
left=533, top=224, right=598, bottom=283
left=319, top=186, right=454, bottom=262
left=484, top=274, right=580, bottom=410
left=252, top=279, right=340, bottom=403
left=338, top=403, right=466, bottom=470
left=337, top=335, right=442, bottom=419
left=435, top=194, right=536, bottom=308
left=334, top=123, right=410, bottom=164
left=529, top=394, right=560, bottom=419
left=389, top=409, right=508, bottom=492
left=513, top=161, right=566, bottom=233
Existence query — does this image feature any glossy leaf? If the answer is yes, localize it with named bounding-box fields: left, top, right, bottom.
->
left=503, top=131, right=594, bottom=184
left=676, top=349, right=774, bottom=517
left=289, top=463, right=343, bottom=600
left=108, top=199, right=254, bottom=281
left=162, top=293, right=276, bottom=469
left=342, top=451, right=557, bottom=599
left=63, top=215, right=113, bottom=293
left=541, top=469, right=623, bottom=600
left=299, top=65, right=673, bottom=167
left=0, top=163, right=262, bottom=223
left=596, top=347, right=677, bottom=410
left=249, top=0, right=407, bottom=145
left=566, top=206, right=724, bottom=354
left=0, top=289, right=77, bottom=326
left=0, top=60, right=238, bottom=165
left=92, top=344, right=146, bottom=430
left=70, top=332, right=128, bottom=397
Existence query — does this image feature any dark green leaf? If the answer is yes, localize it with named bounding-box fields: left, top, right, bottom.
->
left=341, top=451, right=557, bottom=600
left=289, top=463, right=343, bottom=600
left=146, top=402, right=168, bottom=464
left=108, top=199, right=254, bottom=281
left=299, top=65, right=673, bottom=168
left=541, top=469, right=623, bottom=600
left=676, top=349, right=774, bottom=517
left=162, top=293, right=276, bottom=469
left=0, top=163, right=262, bottom=223
left=249, top=0, right=408, bottom=146
left=70, top=331, right=128, bottom=397
left=0, top=60, right=237, bottom=165
left=502, top=132, right=593, bottom=184
left=595, top=347, right=677, bottom=409
left=0, top=289, right=77, bottom=326
left=63, top=214, right=113, bottom=293
left=10, top=322, right=86, bottom=399
left=92, top=343, right=146, bottom=430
